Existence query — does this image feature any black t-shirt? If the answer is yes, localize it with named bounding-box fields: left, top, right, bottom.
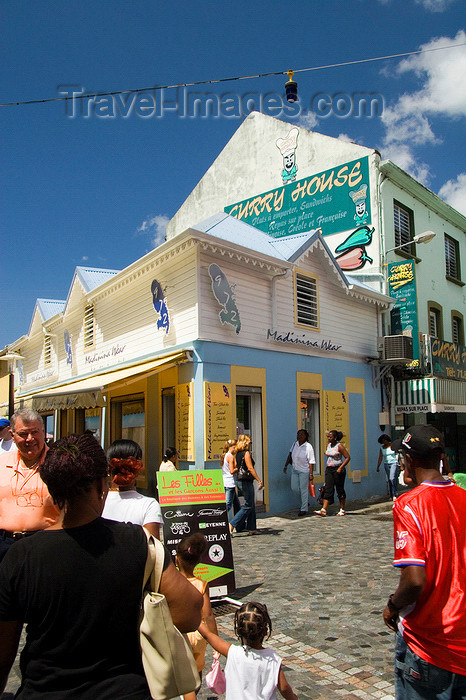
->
left=0, top=518, right=151, bottom=699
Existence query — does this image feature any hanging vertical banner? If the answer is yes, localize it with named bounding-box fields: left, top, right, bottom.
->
left=176, top=382, right=194, bottom=461
left=387, top=260, right=420, bottom=363
left=204, top=382, right=233, bottom=461
left=323, top=390, right=350, bottom=450
left=157, top=469, right=235, bottom=596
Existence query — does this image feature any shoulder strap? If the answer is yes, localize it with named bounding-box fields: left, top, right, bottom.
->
left=142, top=527, right=165, bottom=593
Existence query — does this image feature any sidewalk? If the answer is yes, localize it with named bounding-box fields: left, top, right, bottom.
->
left=2, top=498, right=398, bottom=700
left=199, top=498, right=398, bottom=699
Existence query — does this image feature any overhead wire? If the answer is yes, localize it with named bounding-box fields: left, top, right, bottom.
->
left=0, top=41, right=465, bottom=109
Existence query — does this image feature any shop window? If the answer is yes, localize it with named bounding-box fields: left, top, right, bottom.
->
left=428, top=302, right=443, bottom=340
left=85, top=408, right=101, bottom=441
left=295, top=272, right=319, bottom=329
left=393, top=200, right=415, bottom=255
left=444, top=234, right=461, bottom=281
left=452, top=313, right=464, bottom=346
left=84, top=305, right=95, bottom=348
left=111, top=396, right=145, bottom=457
left=44, top=335, right=52, bottom=366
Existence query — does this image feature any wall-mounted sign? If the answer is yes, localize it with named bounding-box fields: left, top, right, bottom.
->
left=323, top=390, right=350, bottom=452
left=84, top=344, right=126, bottom=367
left=225, top=157, right=371, bottom=239
left=204, top=382, right=233, bottom=461
left=64, top=330, right=73, bottom=366
left=176, top=382, right=194, bottom=461
left=387, top=260, right=420, bottom=362
left=266, top=329, right=342, bottom=352
left=151, top=279, right=170, bottom=334
left=157, top=469, right=235, bottom=596
left=25, top=367, right=57, bottom=386
left=208, top=264, right=241, bottom=334
left=431, top=338, right=466, bottom=381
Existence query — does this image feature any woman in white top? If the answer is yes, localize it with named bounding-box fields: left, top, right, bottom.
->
left=159, top=446, right=179, bottom=472
left=102, top=439, right=163, bottom=539
left=315, top=430, right=350, bottom=517
left=221, top=439, right=240, bottom=522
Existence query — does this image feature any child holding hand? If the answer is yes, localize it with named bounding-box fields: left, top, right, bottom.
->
left=199, top=600, right=298, bottom=700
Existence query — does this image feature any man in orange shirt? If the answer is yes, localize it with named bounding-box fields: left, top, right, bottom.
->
left=0, top=409, right=59, bottom=562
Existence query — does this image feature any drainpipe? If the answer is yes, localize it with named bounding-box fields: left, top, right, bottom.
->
left=271, top=268, right=291, bottom=330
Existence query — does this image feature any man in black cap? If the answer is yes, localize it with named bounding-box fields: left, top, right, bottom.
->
left=383, top=424, right=466, bottom=698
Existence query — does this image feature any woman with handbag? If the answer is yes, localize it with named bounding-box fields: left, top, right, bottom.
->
left=0, top=433, right=203, bottom=700
left=229, top=434, right=263, bottom=534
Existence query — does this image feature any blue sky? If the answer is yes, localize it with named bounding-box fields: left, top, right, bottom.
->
left=1, top=0, right=465, bottom=349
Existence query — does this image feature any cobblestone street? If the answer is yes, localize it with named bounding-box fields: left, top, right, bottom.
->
left=200, top=500, right=398, bottom=700
left=2, top=500, right=399, bottom=700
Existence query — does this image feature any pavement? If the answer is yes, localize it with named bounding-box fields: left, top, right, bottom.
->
left=2, top=497, right=399, bottom=700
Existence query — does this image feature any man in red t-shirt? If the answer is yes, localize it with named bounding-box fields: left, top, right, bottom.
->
left=383, top=424, right=466, bottom=699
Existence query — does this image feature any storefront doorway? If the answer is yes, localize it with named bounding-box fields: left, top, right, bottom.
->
left=236, top=386, right=263, bottom=505
left=300, top=391, right=321, bottom=476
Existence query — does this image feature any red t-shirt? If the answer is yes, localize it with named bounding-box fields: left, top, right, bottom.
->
left=392, top=480, right=466, bottom=675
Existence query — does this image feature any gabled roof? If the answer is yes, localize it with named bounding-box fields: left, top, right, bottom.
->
left=193, top=212, right=321, bottom=262
left=192, top=213, right=392, bottom=307
left=35, top=299, right=66, bottom=322
left=74, top=266, right=121, bottom=293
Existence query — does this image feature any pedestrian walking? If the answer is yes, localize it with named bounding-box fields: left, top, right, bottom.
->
left=315, top=430, right=350, bottom=517
left=221, top=438, right=240, bottom=522
left=229, top=435, right=263, bottom=534
left=383, top=425, right=466, bottom=699
left=376, top=433, right=398, bottom=500
left=0, top=432, right=203, bottom=699
left=283, top=429, right=316, bottom=516
left=199, top=601, right=298, bottom=700
left=176, top=533, right=219, bottom=700
left=0, top=408, right=59, bottom=563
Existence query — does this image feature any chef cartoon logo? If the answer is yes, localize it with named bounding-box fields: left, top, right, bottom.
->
left=395, top=530, right=409, bottom=550
left=151, top=279, right=170, bottom=334
left=349, top=184, right=368, bottom=226
left=276, top=127, right=299, bottom=184
left=334, top=225, right=375, bottom=271
left=208, top=264, right=241, bottom=334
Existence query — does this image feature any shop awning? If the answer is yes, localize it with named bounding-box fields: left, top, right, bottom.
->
left=394, top=377, right=466, bottom=414
left=20, top=351, right=188, bottom=412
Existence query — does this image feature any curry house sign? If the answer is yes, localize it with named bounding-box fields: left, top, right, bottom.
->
left=224, top=156, right=371, bottom=240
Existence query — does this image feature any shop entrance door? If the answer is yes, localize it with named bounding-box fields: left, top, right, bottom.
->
left=236, top=386, right=263, bottom=506
left=301, top=391, right=321, bottom=476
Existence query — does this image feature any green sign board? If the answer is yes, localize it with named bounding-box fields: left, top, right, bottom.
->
left=224, top=156, right=371, bottom=238
left=430, top=338, right=466, bottom=381
left=387, top=260, right=420, bottom=363
left=157, top=469, right=235, bottom=595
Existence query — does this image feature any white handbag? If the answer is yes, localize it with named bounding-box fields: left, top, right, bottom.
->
left=140, top=529, right=200, bottom=700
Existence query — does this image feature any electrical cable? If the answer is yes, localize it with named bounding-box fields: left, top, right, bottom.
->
left=0, top=41, right=465, bottom=109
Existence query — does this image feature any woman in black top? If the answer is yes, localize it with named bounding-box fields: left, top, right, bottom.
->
left=0, top=433, right=202, bottom=699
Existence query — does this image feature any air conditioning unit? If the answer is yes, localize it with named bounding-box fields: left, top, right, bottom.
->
left=383, top=335, right=413, bottom=362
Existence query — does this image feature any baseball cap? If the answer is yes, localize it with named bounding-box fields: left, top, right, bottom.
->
left=392, top=425, right=444, bottom=459
left=0, top=418, right=10, bottom=429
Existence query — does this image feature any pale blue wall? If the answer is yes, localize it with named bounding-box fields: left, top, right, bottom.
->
left=188, top=340, right=388, bottom=515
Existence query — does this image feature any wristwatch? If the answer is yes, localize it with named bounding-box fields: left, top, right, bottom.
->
left=387, top=594, right=401, bottom=613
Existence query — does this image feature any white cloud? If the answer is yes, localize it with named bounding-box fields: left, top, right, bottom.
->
left=297, top=110, right=319, bottom=130
left=380, top=31, right=466, bottom=183
left=336, top=133, right=354, bottom=142
left=81, top=255, right=88, bottom=262
left=414, top=0, right=456, bottom=11
left=137, top=214, right=170, bottom=248
left=438, top=173, right=466, bottom=215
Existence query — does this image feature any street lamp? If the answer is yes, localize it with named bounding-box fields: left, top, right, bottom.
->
left=384, top=230, right=436, bottom=260
left=0, top=353, right=24, bottom=418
